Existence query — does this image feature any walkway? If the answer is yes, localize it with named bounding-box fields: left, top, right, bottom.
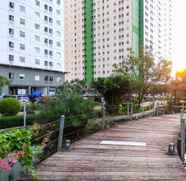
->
left=37, top=114, right=186, bottom=180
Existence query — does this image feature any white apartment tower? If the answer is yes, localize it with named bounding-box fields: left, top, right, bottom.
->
left=64, top=0, right=84, bottom=81
left=0, top=0, right=64, bottom=96
left=64, top=0, right=173, bottom=84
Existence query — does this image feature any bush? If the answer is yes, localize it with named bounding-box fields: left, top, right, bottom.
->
left=0, top=113, right=60, bottom=129
left=0, top=98, right=21, bottom=116
left=0, top=115, right=35, bottom=129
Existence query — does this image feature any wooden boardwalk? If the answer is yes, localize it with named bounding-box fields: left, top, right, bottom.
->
left=37, top=114, right=186, bottom=180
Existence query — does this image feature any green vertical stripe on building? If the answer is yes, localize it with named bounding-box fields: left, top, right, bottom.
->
left=84, top=0, right=94, bottom=86
left=132, top=0, right=144, bottom=57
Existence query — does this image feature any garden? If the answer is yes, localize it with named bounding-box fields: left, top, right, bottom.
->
left=0, top=51, right=174, bottom=180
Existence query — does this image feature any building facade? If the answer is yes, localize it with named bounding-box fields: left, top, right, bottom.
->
left=64, top=0, right=84, bottom=82
left=0, top=0, right=64, bottom=96
left=64, top=0, right=173, bottom=84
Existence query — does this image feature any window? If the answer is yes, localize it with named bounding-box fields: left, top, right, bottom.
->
left=44, top=16, right=48, bottom=22
left=9, top=73, right=14, bottom=79
left=9, top=15, right=14, bottom=22
left=44, top=49, right=48, bottom=55
left=20, top=18, right=25, bottom=25
left=20, top=43, right=25, bottom=50
left=9, top=2, right=14, bottom=9
left=57, top=0, right=61, bottom=5
left=56, top=31, right=61, bottom=36
left=56, top=41, right=61, bottom=47
left=9, top=54, right=14, bottom=61
left=49, top=76, right=53, bottom=81
left=49, top=6, right=53, bottom=12
left=44, top=4, right=48, bottom=10
left=44, top=61, right=48, bottom=66
left=35, top=47, right=40, bottom=53
left=35, top=0, right=40, bottom=6
left=35, top=59, right=40, bottom=64
left=19, top=6, right=26, bottom=12
left=44, top=75, right=48, bottom=81
left=56, top=77, right=61, bottom=83
left=20, top=31, right=25, bottom=37
left=35, top=11, right=40, bottom=17
left=9, top=41, right=14, bottom=48
left=19, top=56, right=25, bottom=62
left=49, top=28, right=53, bottom=34
left=56, top=20, right=61, bottom=25
left=56, top=9, right=61, bottom=15
left=35, top=35, right=40, bottom=42
left=49, top=39, right=53, bottom=45
left=49, top=62, right=53, bottom=66
left=35, top=24, right=40, bottom=30
left=44, top=38, right=48, bottom=44
left=44, top=27, right=48, bottom=33
left=49, top=51, right=53, bottom=56
left=35, top=75, right=40, bottom=81
left=9, top=28, right=14, bottom=36
left=19, top=74, right=25, bottom=79
left=56, top=52, right=61, bottom=58
left=49, top=18, right=53, bottom=24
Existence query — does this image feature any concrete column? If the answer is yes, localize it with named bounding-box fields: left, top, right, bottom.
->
left=28, top=86, right=31, bottom=95
left=43, top=87, right=48, bottom=96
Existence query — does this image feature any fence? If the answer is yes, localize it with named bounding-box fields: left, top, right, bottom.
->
left=105, top=101, right=167, bottom=121
left=179, top=114, right=186, bottom=162
left=31, top=115, right=90, bottom=164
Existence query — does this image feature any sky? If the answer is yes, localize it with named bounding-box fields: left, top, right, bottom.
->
left=173, top=0, right=186, bottom=74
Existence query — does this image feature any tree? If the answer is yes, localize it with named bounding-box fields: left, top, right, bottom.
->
left=114, top=50, right=172, bottom=106
left=153, top=59, right=172, bottom=82
left=38, top=81, right=96, bottom=127
left=93, top=75, right=131, bottom=105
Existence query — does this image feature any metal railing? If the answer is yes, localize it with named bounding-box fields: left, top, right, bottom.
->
left=180, top=113, right=186, bottom=162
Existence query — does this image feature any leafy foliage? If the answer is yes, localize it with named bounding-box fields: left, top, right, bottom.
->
left=38, top=82, right=96, bottom=127
left=113, top=50, right=172, bottom=106
left=93, top=75, right=131, bottom=105
left=0, top=98, right=21, bottom=116
left=0, top=128, right=42, bottom=175
left=0, top=129, right=32, bottom=165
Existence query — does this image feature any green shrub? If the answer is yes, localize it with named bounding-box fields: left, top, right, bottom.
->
left=0, top=128, right=34, bottom=172
left=0, top=113, right=58, bottom=129
left=0, top=98, right=21, bottom=116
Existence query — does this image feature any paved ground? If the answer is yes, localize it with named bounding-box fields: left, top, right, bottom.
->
left=37, top=114, right=186, bottom=181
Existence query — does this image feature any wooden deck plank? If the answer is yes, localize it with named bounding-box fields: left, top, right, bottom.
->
left=37, top=114, right=186, bottom=180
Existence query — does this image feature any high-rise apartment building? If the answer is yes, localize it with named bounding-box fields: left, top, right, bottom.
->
left=0, top=0, right=64, bottom=96
left=64, top=0, right=173, bottom=84
left=64, top=0, right=84, bottom=82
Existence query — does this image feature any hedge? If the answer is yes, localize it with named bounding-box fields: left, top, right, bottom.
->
left=0, top=114, right=56, bottom=129
left=0, top=115, right=35, bottom=129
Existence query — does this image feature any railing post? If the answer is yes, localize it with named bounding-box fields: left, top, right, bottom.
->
left=23, top=101, right=27, bottom=128
left=127, top=102, right=130, bottom=118
left=57, top=115, right=65, bottom=152
left=181, top=114, right=185, bottom=162
left=131, top=102, right=133, bottom=120
left=101, top=97, right=106, bottom=128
